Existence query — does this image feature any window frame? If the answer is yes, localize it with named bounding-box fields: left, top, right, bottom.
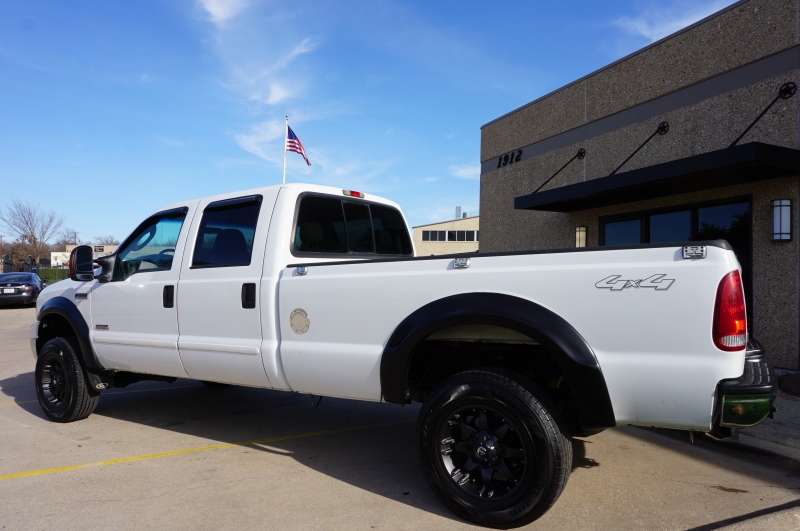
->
left=112, top=206, right=189, bottom=281
left=290, top=192, right=413, bottom=259
left=599, top=195, right=752, bottom=246
left=190, top=195, right=263, bottom=270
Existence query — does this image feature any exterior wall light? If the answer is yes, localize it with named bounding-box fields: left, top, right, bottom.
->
left=771, top=199, right=792, bottom=241
left=576, top=226, right=587, bottom=248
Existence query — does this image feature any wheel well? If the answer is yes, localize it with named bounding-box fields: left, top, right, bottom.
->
left=37, top=314, right=76, bottom=354
left=406, top=325, right=584, bottom=434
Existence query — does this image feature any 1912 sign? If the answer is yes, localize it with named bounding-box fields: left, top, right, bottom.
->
left=497, top=149, right=522, bottom=168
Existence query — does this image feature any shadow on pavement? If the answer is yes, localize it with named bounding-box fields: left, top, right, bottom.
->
left=684, top=498, right=800, bottom=531
left=624, top=424, right=800, bottom=475
left=1, top=372, right=621, bottom=524
left=2, top=374, right=458, bottom=521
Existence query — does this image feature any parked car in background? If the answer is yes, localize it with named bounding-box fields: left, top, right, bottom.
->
left=0, top=272, right=44, bottom=307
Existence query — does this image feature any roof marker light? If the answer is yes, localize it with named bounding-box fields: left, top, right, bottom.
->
left=342, top=190, right=364, bottom=198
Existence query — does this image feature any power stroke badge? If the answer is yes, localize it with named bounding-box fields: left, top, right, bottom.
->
left=595, top=274, right=675, bottom=291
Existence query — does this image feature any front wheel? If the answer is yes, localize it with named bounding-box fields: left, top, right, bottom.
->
left=417, top=369, right=572, bottom=528
left=35, top=337, right=99, bottom=422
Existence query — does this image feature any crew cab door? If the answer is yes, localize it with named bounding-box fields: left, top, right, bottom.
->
left=176, top=192, right=277, bottom=386
left=90, top=205, right=194, bottom=377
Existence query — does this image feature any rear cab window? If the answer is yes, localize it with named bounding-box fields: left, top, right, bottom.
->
left=293, top=194, right=412, bottom=257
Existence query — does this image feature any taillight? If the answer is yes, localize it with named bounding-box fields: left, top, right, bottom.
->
left=24, top=285, right=33, bottom=292
left=713, top=270, right=747, bottom=351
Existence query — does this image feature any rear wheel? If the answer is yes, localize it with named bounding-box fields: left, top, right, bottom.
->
left=35, top=337, right=99, bottom=422
left=417, top=369, right=571, bottom=528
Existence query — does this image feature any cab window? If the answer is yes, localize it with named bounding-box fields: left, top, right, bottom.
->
left=293, top=194, right=412, bottom=256
left=293, top=196, right=347, bottom=253
left=371, top=204, right=413, bottom=255
left=114, top=208, right=187, bottom=281
left=192, top=196, right=262, bottom=268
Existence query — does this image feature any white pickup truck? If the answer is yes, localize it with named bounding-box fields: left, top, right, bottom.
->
left=31, top=183, right=776, bottom=528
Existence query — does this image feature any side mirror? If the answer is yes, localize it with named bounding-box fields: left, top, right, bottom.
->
left=69, top=245, right=94, bottom=282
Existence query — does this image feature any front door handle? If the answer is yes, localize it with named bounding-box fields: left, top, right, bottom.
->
left=163, top=285, right=175, bottom=308
left=241, top=283, right=256, bottom=309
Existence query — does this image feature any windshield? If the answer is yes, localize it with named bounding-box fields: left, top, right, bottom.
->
left=0, top=273, right=32, bottom=283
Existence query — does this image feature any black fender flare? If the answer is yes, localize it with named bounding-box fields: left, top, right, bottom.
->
left=38, top=296, right=104, bottom=372
left=380, top=292, right=616, bottom=430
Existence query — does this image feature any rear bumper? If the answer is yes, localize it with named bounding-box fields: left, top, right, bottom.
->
left=715, top=339, right=777, bottom=429
left=0, top=293, right=35, bottom=306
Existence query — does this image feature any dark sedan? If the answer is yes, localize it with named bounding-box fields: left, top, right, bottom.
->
left=0, top=272, right=44, bottom=307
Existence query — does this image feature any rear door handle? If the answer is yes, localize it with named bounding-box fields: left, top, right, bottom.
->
left=241, top=283, right=256, bottom=309
left=163, top=285, right=175, bottom=308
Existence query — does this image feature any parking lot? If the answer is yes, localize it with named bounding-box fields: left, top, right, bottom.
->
left=1, top=306, right=799, bottom=531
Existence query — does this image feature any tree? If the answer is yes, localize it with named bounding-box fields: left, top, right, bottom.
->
left=94, top=235, right=120, bottom=245
left=53, top=227, right=82, bottom=251
left=0, top=199, right=65, bottom=264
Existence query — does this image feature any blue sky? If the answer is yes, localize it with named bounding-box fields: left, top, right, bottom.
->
left=0, top=0, right=735, bottom=242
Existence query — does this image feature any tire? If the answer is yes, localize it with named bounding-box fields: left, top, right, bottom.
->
left=417, top=369, right=572, bottom=529
left=35, top=337, right=99, bottom=423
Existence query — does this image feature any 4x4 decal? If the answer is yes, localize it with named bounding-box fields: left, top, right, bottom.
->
left=595, top=274, right=674, bottom=291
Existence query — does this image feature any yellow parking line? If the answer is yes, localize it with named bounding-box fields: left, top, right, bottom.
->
left=0, top=384, right=205, bottom=408
left=0, top=399, right=37, bottom=407
left=0, top=419, right=414, bottom=482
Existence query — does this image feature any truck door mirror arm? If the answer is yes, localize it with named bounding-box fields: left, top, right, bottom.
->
left=94, top=254, right=116, bottom=283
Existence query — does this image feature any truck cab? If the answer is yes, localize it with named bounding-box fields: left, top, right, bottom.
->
left=35, top=184, right=414, bottom=391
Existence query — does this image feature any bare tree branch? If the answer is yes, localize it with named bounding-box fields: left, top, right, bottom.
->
left=53, top=227, right=82, bottom=251
left=0, top=199, right=65, bottom=263
left=94, top=235, right=120, bottom=245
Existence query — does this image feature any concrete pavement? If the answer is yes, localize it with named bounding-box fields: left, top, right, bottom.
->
left=1, top=306, right=799, bottom=531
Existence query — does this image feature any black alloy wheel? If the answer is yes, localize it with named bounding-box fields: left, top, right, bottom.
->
left=417, top=369, right=572, bottom=529
left=38, top=351, right=70, bottom=412
left=35, top=337, right=99, bottom=423
left=437, top=405, right=528, bottom=501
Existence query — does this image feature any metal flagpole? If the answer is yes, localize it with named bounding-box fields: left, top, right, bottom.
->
left=282, top=115, right=288, bottom=184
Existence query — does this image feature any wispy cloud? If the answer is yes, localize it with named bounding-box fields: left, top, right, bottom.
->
left=197, top=0, right=250, bottom=26
left=158, top=137, right=184, bottom=147
left=236, top=38, right=319, bottom=105
left=448, top=163, right=480, bottom=181
left=612, top=1, right=733, bottom=42
left=234, top=118, right=285, bottom=162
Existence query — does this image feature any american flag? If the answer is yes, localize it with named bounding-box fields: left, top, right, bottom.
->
left=286, top=125, right=310, bottom=166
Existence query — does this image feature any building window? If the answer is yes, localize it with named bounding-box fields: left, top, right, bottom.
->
left=420, top=229, right=480, bottom=243
left=649, top=210, right=691, bottom=242
left=603, top=218, right=641, bottom=246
